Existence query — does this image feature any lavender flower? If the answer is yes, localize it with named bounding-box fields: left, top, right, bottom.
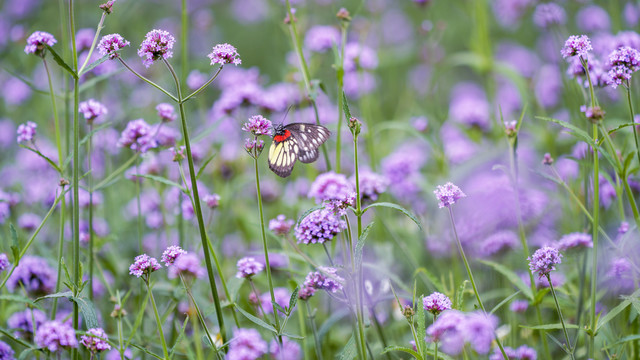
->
left=207, top=43, right=242, bottom=66
left=351, top=170, right=388, bottom=203
left=156, top=103, right=176, bottom=122
left=268, top=214, right=294, bottom=236
left=269, top=338, right=301, bottom=360
left=24, top=31, right=56, bottom=55
left=298, top=285, right=316, bottom=300
left=161, top=245, right=187, bottom=266
left=7, top=308, right=46, bottom=340
left=117, top=119, right=157, bottom=153
left=16, top=121, right=37, bottom=144
left=137, top=29, right=175, bottom=67
left=324, top=192, right=356, bottom=216
left=517, top=345, right=537, bottom=360
left=203, top=193, right=220, bottom=208
left=532, top=3, right=566, bottom=28
left=434, top=182, right=466, bottom=208
left=528, top=246, right=562, bottom=278
left=242, top=115, right=272, bottom=136
left=308, top=171, right=354, bottom=203
left=0, top=340, right=14, bottom=360
left=423, top=292, right=452, bottom=315
left=128, top=254, right=161, bottom=278
left=6, top=255, right=55, bottom=295
left=80, top=328, right=111, bottom=354
left=304, top=25, right=340, bottom=53
left=557, top=232, right=593, bottom=251
left=168, top=253, right=205, bottom=279
left=35, top=320, right=78, bottom=352
left=0, top=253, right=9, bottom=271
left=606, top=46, right=640, bottom=88
left=259, top=287, right=292, bottom=315
left=295, top=208, right=346, bottom=244
left=509, top=299, right=528, bottom=313
left=461, top=311, right=498, bottom=354
left=236, top=256, right=264, bottom=278
left=79, top=99, right=108, bottom=123
left=227, top=328, right=267, bottom=360
left=97, top=34, right=130, bottom=60
left=426, top=310, right=466, bottom=355
left=304, top=267, right=344, bottom=293
left=561, top=35, right=592, bottom=59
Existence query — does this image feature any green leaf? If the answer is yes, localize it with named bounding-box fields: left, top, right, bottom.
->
left=362, top=202, right=423, bottom=232
left=0, top=67, right=49, bottom=95
left=170, top=317, right=190, bottom=356
left=272, top=301, right=287, bottom=316
left=19, top=145, right=62, bottom=174
left=235, top=306, right=277, bottom=333
left=479, top=260, right=533, bottom=300
left=129, top=343, right=164, bottom=360
left=296, top=205, right=324, bottom=226
left=136, top=174, right=186, bottom=192
left=18, top=348, right=37, bottom=360
left=35, top=292, right=99, bottom=329
left=280, top=332, right=304, bottom=340
left=454, top=281, right=467, bottom=311
left=416, top=295, right=427, bottom=359
left=601, top=334, right=640, bottom=350
left=522, top=323, right=580, bottom=330
left=381, top=346, right=423, bottom=360
left=79, top=69, right=124, bottom=93
left=0, top=294, right=36, bottom=306
left=288, top=286, right=299, bottom=312
left=0, top=327, right=36, bottom=349
left=342, top=91, right=352, bottom=120
left=489, top=290, right=522, bottom=315
left=607, top=122, right=636, bottom=136
left=355, top=223, right=374, bottom=269
left=596, top=298, right=631, bottom=332
left=338, top=335, right=356, bottom=360
left=36, top=290, right=74, bottom=301
left=45, top=45, right=77, bottom=79
left=80, top=54, right=109, bottom=75
left=196, top=153, right=217, bottom=180
left=9, top=224, right=19, bottom=261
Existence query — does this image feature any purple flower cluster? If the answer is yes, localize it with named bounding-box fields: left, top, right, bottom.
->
left=490, top=345, right=537, bottom=360
left=480, top=230, right=519, bottom=257
left=97, top=34, right=130, bottom=60
left=242, top=115, right=272, bottom=136
left=79, top=99, right=108, bottom=123
left=80, top=328, right=111, bottom=353
left=138, top=29, right=175, bottom=67
left=7, top=308, right=46, bottom=339
left=304, top=25, right=340, bottom=53
left=268, top=214, right=294, bottom=236
left=434, top=182, right=466, bottom=208
left=236, top=256, right=264, bottom=279
left=269, top=337, right=301, bottom=360
left=561, top=35, right=592, bottom=59
left=0, top=253, right=9, bottom=271
left=203, top=193, right=220, bottom=208
left=449, top=83, right=491, bottom=130
left=351, top=170, right=388, bottom=203
left=156, top=103, right=176, bottom=122
left=557, top=232, right=593, bottom=251
left=24, top=31, right=56, bottom=55
left=509, top=300, right=528, bottom=313
left=227, top=328, right=267, bottom=360
left=258, top=287, right=292, bottom=315
left=208, top=43, right=242, bottom=66
left=35, top=320, right=78, bottom=352
left=294, top=209, right=346, bottom=244
left=161, top=245, right=187, bottom=266
left=426, top=310, right=498, bottom=356
left=128, top=254, right=161, bottom=278
left=528, top=246, right=562, bottom=278
left=304, top=267, right=344, bottom=293
left=324, top=191, right=355, bottom=216
left=532, top=3, right=566, bottom=28
left=308, top=171, right=354, bottom=203
left=6, top=255, right=55, bottom=295
left=423, top=292, right=452, bottom=315
left=606, top=46, right=640, bottom=88
left=0, top=340, right=14, bottom=360
left=168, top=252, right=205, bottom=279
left=117, top=119, right=157, bottom=153
left=16, top=121, right=37, bottom=143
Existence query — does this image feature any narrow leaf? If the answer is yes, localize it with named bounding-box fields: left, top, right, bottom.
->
left=129, top=343, right=164, bottom=360
left=288, top=286, right=299, bottom=312
left=280, top=332, right=304, bottom=340
left=19, top=145, right=62, bottom=174
left=355, top=223, right=374, bottom=269
left=235, top=306, right=277, bottom=333
left=80, top=54, right=109, bottom=75
left=136, top=174, right=186, bottom=192
left=381, top=346, right=423, bottom=360
left=596, top=298, right=630, bottom=332
left=490, top=290, right=522, bottom=315
left=73, top=296, right=100, bottom=329
left=362, top=202, right=423, bottom=232
left=45, top=45, right=77, bottom=79
left=196, top=153, right=217, bottom=180
left=338, top=335, right=356, bottom=360
left=9, top=224, right=19, bottom=261
left=342, top=92, right=352, bottom=120
left=522, top=323, right=580, bottom=330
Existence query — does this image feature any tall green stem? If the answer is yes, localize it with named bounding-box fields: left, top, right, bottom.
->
left=547, top=274, right=576, bottom=360
left=352, top=129, right=367, bottom=360
left=626, top=83, right=640, bottom=166
left=589, top=122, right=600, bottom=358
left=163, top=58, right=226, bottom=342
left=145, top=280, right=170, bottom=360
left=78, top=12, right=106, bottom=75
left=88, top=123, right=94, bottom=300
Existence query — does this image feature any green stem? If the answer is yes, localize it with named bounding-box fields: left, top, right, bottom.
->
left=118, top=58, right=179, bottom=102
left=352, top=131, right=367, bottom=360
left=88, top=123, right=94, bottom=300
left=145, top=280, right=170, bottom=360
left=335, top=23, right=348, bottom=173
left=179, top=274, right=219, bottom=353
left=627, top=85, right=640, bottom=167
left=589, top=122, right=600, bottom=358
left=305, top=301, right=324, bottom=360
left=181, top=0, right=188, bottom=82
left=547, top=274, right=576, bottom=360
left=182, top=66, right=223, bottom=102
left=433, top=314, right=438, bottom=360
left=78, top=12, right=106, bottom=75
left=163, top=58, right=227, bottom=342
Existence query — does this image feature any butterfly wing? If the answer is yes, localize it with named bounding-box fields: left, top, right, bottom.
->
left=268, top=135, right=300, bottom=178
left=286, top=123, right=331, bottom=164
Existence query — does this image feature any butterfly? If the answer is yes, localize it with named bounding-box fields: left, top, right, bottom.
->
left=268, top=123, right=331, bottom=178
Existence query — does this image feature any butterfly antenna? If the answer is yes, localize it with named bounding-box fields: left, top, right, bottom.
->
left=279, top=105, right=296, bottom=126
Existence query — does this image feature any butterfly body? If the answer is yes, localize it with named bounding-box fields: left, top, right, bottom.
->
left=268, top=123, right=330, bottom=177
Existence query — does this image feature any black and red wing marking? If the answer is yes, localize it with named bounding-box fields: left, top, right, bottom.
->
left=267, top=123, right=331, bottom=178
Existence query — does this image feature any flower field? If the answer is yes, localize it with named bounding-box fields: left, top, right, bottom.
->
left=1, top=0, right=640, bottom=359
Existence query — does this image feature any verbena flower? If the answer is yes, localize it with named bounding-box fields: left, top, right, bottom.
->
left=227, top=328, right=267, bottom=360
left=242, top=115, right=272, bottom=136
left=235, top=256, right=264, bottom=279
left=203, top=193, right=220, bottom=208
left=79, top=99, right=108, bottom=123
left=576, top=5, right=611, bottom=33
left=258, top=287, right=291, bottom=315
left=208, top=43, right=242, bottom=66
left=161, top=245, right=186, bottom=266
left=156, top=103, right=176, bottom=122
left=16, top=121, right=37, bottom=144
left=269, top=338, right=301, bottom=360
left=434, top=182, right=466, bottom=208
left=80, top=328, right=111, bottom=354
left=304, top=25, right=340, bottom=53
left=0, top=253, right=9, bottom=272
left=128, top=254, right=161, bottom=278
left=117, top=119, right=157, bottom=153
left=97, top=34, right=130, bottom=60
left=268, top=214, right=294, bottom=236
left=295, top=208, right=346, bottom=244
left=138, top=29, right=175, bottom=67
left=324, top=191, right=356, bottom=216
left=528, top=246, right=562, bottom=278
left=490, top=345, right=537, bottom=360
left=480, top=230, right=519, bottom=257
left=561, top=35, right=592, bottom=59
left=308, top=171, right=354, bottom=203
left=426, top=310, right=498, bottom=356
left=35, top=320, right=78, bottom=352
left=532, top=3, right=566, bottom=28
left=304, top=267, right=344, bottom=293
left=461, top=312, right=498, bottom=354
left=350, top=170, right=388, bottom=203
left=7, top=308, right=46, bottom=340
left=168, top=253, right=205, bottom=279
left=509, top=299, right=528, bottom=313
left=557, top=232, right=593, bottom=251
left=24, top=31, right=57, bottom=55
left=6, top=255, right=55, bottom=295
left=606, top=46, right=640, bottom=88
left=298, top=285, right=316, bottom=300
left=0, top=340, right=15, bottom=360
left=423, top=292, right=452, bottom=315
